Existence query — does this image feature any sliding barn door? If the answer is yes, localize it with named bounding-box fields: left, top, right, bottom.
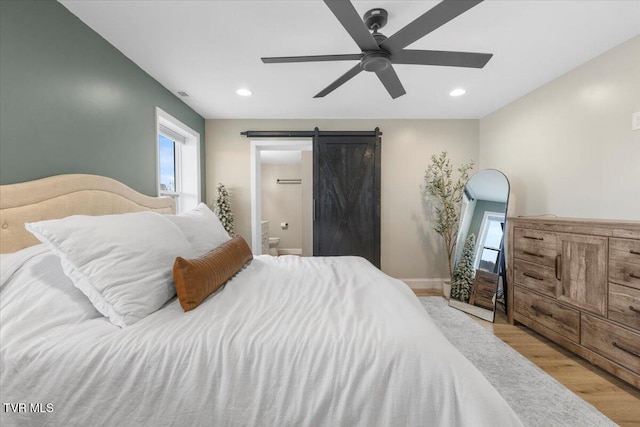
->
left=313, top=129, right=381, bottom=267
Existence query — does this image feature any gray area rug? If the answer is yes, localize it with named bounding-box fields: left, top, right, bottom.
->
left=419, top=296, right=617, bottom=427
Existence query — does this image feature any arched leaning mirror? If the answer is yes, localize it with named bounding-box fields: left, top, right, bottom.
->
left=448, top=169, right=510, bottom=322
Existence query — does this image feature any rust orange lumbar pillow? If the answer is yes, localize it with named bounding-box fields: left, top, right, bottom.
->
left=173, top=236, right=253, bottom=312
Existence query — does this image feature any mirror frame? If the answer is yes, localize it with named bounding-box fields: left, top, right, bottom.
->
left=448, top=169, right=510, bottom=322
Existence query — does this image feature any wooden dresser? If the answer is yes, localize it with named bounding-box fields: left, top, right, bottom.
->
left=507, top=217, right=640, bottom=388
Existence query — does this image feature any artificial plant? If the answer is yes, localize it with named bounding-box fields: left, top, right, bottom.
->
left=213, top=183, right=236, bottom=237
left=450, top=233, right=476, bottom=303
left=421, top=151, right=474, bottom=278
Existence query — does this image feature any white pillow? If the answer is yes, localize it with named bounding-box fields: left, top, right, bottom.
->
left=25, top=211, right=193, bottom=328
left=164, top=203, right=230, bottom=257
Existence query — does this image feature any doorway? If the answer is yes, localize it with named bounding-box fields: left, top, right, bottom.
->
left=250, top=140, right=312, bottom=255
left=247, top=128, right=381, bottom=265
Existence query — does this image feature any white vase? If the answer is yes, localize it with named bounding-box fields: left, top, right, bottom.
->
left=442, top=280, right=452, bottom=299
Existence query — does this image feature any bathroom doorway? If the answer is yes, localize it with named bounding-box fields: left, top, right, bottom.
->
left=250, top=140, right=312, bottom=256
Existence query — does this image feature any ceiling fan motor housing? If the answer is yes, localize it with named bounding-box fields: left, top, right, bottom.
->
left=361, top=51, right=391, bottom=72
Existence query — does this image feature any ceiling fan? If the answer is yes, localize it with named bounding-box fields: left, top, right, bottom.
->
left=261, top=0, right=493, bottom=99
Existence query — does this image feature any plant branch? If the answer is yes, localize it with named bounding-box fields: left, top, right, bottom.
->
left=421, top=151, right=474, bottom=279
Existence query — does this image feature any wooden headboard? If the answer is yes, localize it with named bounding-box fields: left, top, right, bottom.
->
left=0, top=174, right=175, bottom=254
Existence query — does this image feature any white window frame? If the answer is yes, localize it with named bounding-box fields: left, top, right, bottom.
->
left=155, top=107, right=200, bottom=213
left=454, top=191, right=476, bottom=266
left=474, top=211, right=505, bottom=272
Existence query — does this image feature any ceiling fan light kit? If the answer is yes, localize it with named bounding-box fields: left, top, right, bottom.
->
left=261, top=0, right=493, bottom=99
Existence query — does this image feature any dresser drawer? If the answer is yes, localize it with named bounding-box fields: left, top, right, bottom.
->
left=514, top=286, right=580, bottom=342
left=513, top=259, right=557, bottom=298
left=609, top=283, right=640, bottom=331
left=514, top=227, right=557, bottom=249
left=609, top=238, right=640, bottom=290
left=514, top=228, right=557, bottom=267
left=582, top=314, right=640, bottom=375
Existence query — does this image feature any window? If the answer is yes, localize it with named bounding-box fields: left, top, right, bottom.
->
left=158, top=130, right=182, bottom=195
left=474, top=212, right=505, bottom=274
left=156, top=108, right=200, bottom=213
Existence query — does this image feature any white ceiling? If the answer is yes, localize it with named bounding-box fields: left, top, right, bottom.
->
left=60, top=0, right=640, bottom=120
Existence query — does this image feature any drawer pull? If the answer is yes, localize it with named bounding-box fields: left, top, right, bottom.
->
left=523, top=235, right=543, bottom=241
left=523, top=272, right=543, bottom=281
left=630, top=305, right=640, bottom=314
left=522, top=251, right=544, bottom=258
left=630, top=273, right=640, bottom=280
left=612, top=342, right=640, bottom=358
left=555, top=255, right=562, bottom=281
left=531, top=304, right=553, bottom=318
left=630, top=250, right=640, bottom=256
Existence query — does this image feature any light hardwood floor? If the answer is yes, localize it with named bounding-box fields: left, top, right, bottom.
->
left=414, top=289, right=640, bottom=426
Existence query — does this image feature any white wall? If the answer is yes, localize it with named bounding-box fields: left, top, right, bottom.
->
left=480, top=35, right=640, bottom=220
left=206, top=119, right=478, bottom=280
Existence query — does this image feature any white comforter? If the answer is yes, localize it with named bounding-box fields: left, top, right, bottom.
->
left=1, top=245, right=523, bottom=427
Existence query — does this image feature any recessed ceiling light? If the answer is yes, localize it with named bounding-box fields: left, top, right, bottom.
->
left=236, top=88, right=253, bottom=97
left=449, top=88, right=466, bottom=97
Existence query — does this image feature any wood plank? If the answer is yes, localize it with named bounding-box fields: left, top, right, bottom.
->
left=507, top=217, right=640, bottom=239
left=514, top=286, right=580, bottom=342
left=514, top=227, right=558, bottom=263
left=610, top=238, right=640, bottom=264
left=475, top=310, right=640, bottom=426
left=609, top=283, right=640, bottom=330
left=610, top=238, right=640, bottom=290
left=469, top=270, right=498, bottom=310
left=610, top=260, right=640, bottom=290
left=412, top=288, right=442, bottom=297
left=556, top=232, right=608, bottom=316
left=582, top=313, right=640, bottom=375
left=513, top=258, right=558, bottom=297
left=507, top=220, right=515, bottom=324
left=514, top=312, right=640, bottom=389
left=418, top=294, right=640, bottom=425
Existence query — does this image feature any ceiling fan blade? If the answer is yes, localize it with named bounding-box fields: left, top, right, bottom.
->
left=375, top=65, right=406, bottom=99
left=391, top=50, right=492, bottom=68
left=323, top=0, right=379, bottom=52
left=381, top=0, right=484, bottom=53
left=314, top=63, right=363, bottom=98
left=262, top=53, right=362, bottom=64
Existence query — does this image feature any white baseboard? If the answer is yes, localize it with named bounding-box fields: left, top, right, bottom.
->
left=399, top=278, right=448, bottom=290
left=277, top=248, right=302, bottom=256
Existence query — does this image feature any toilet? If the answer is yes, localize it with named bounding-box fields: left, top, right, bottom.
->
left=268, top=237, right=280, bottom=256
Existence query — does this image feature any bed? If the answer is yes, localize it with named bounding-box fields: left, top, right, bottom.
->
left=0, top=174, right=523, bottom=427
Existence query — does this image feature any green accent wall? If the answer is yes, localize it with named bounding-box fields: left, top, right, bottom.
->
left=0, top=0, right=205, bottom=197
